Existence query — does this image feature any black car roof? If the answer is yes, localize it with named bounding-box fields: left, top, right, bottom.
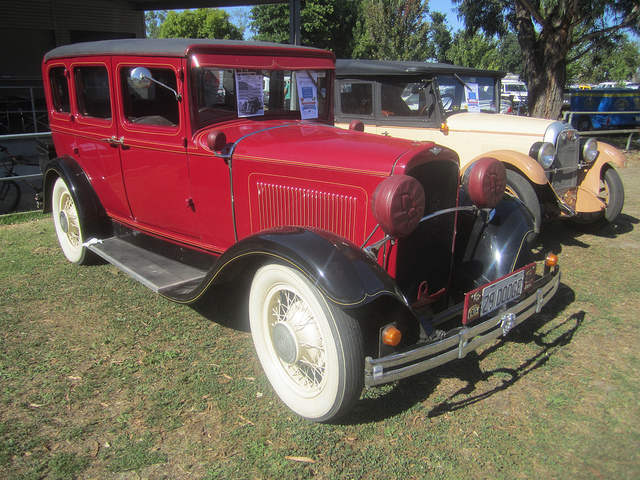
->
left=336, top=59, right=505, bottom=79
left=44, top=38, right=334, bottom=62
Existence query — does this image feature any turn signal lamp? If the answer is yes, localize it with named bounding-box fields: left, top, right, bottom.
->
left=440, top=122, right=449, bottom=134
left=545, top=253, right=558, bottom=268
left=382, top=325, right=402, bottom=347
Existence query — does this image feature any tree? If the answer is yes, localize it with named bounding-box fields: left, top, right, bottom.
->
left=568, top=35, right=640, bottom=85
left=427, top=11, right=453, bottom=63
left=452, top=0, right=640, bottom=119
left=445, top=31, right=501, bottom=69
left=158, top=8, right=242, bottom=40
left=496, top=32, right=523, bottom=77
left=251, top=1, right=358, bottom=58
left=145, top=10, right=168, bottom=39
left=352, top=0, right=430, bottom=61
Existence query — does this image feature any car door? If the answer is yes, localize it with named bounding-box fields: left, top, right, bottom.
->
left=114, top=59, right=200, bottom=239
left=70, top=60, right=132, bottom=219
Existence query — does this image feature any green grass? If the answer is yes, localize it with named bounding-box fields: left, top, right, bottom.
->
left=2, top=152, right=640, bottom=479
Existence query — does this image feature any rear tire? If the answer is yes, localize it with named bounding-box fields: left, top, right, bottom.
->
left=249, top=263, right=364, bottom=422
left=0, top=180, right=21, bottom=213
left=52, top=177, right=93, bottom=264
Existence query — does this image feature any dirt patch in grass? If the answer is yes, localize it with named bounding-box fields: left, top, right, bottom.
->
left=2, top=144, right=640, bottom=479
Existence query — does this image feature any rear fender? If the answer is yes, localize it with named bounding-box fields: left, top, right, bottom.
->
left=42, top=156, right=111, bottom=238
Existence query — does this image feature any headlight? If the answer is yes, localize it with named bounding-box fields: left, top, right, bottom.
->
left=529, top=141, right=555, bottom=169
left=580, top=137, right=599, bottom=163
left=462, top=157, right=506, bottom=209
left=372, top=175, right=425, bottom=238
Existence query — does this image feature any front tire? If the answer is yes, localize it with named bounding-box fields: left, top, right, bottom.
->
left=249, top=263, right=364, bottom=422
left=568, top=167, right=624, bottom=231
left=52, top=177, right=92, bottom=264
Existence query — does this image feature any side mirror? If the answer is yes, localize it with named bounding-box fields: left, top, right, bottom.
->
left=130, top=67, right=152, bottom=89
left=129, top=67, right=182, bottom=102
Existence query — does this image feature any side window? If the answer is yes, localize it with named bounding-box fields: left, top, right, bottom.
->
left=49, top=66, right=71, bottom=113
left=340, top=82, right=373, bottom=115
left=122, top=67, right=179, bottom=127
left=74, top=66, right=112, bottom=119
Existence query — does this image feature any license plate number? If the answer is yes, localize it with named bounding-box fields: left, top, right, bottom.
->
left=463, top=263, right=536, bottom=324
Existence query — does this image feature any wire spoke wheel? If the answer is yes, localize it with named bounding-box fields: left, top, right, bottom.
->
left=249, top=264, right=363, bottom=422
left=52, top=177, right=91, bottom=264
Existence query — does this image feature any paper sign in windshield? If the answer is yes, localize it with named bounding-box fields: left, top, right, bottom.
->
left=465, top=83, right=481, bottom=112
left=236, top=72, right=264, bottom=117
left=296, top=71, right=319, bottom=120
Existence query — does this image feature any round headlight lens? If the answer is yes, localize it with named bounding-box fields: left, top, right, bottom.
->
left=530, top=141, right=555, bottom=169
left=581, top=137, right=599, bottom=163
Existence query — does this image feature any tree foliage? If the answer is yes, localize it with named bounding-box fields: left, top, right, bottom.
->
left=250, top=0, right=358, bottom=58
left=145, top=10, right=168, bottom=39
left=352, top=0, right=430, bottom=61
left=157, top=8, right=242, bottom=40
left=452, top=0, right=640, bottom=118
left=445, top=31, right=500, bottom=69
left=568, top=35, right=640, bottom=85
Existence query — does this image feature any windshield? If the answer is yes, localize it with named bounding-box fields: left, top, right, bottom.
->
left=191, top=67, right=331, bottom=129
left=435, top=74, right=499, bottom=116
left=504, top=83, right=527, bottom=93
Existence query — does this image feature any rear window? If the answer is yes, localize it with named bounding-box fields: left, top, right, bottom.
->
left=49, top=66, right=71, bottom=114
left=74, top=66, right=112, bottom=120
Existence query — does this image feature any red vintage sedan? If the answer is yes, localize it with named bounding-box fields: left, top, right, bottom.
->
left=41, top=39, right=560, bottom=422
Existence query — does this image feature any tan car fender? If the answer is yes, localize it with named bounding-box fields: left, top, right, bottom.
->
left=461, top=150, right=548, bottom=185
left=576, top=142, right=626, bottom=212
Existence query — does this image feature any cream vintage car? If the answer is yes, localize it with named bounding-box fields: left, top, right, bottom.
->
left=335, top=59, right=626, bottom=234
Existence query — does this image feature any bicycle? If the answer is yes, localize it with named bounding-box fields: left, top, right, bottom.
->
left=1, top=143, right=42, bottom=214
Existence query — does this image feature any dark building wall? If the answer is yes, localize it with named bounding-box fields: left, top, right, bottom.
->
left=0, top=0, right=145, bottom=78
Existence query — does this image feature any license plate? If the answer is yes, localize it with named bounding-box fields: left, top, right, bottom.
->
left=463, top=263, right=536, bottom=324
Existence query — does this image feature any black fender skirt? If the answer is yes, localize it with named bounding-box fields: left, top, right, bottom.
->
left=453, top=194, right=536, bottom=294
left=42, top=156, right=112, bottom=239
left=166, top=226, right=408, bottom=310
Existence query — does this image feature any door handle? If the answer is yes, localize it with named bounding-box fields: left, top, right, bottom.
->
left=101, top=136, right=125, bottom=146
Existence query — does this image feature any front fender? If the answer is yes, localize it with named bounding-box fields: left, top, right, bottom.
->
left=463, top=149, right=548, bottom=186
left=42, top=156, right=111, bottom=239
left=168, top=227, right=408, bottom=309
left=576, top=142, right=626, bottom=213
left=453, top=194, right=535, bottom=296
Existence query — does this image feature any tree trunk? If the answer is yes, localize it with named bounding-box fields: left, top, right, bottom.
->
left=515, top=1, right=572, bottom=120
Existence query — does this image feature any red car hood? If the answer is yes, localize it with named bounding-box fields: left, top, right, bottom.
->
left=196, top=120, right=454, bottom=176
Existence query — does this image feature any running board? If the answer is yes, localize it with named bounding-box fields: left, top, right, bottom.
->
left=86, top=237, right=207, bottom=295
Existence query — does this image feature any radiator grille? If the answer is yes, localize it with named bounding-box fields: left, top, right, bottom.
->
left=256, top=182, right=358, bottom=241
left=550, top=129, right=580, bottom=194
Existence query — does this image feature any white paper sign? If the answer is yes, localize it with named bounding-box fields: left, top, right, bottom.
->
left=465, top=83, right=481, bottom=112
left=236, top=72, right=264, bottom=117
left=296, top=71, right=319, bottom=120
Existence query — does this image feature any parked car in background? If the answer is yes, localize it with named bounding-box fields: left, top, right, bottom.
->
left=41, top=39, right=560, bottom=422
left=335, top=59, right=626, bottom=234
left=501, top=75, right=528, bottom=115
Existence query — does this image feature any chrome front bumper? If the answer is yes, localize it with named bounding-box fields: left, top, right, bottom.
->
left=364, top=267, right=561, bottom=386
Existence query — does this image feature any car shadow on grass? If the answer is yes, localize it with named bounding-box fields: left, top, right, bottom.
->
left=531, top=213, right=638, bottom=258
